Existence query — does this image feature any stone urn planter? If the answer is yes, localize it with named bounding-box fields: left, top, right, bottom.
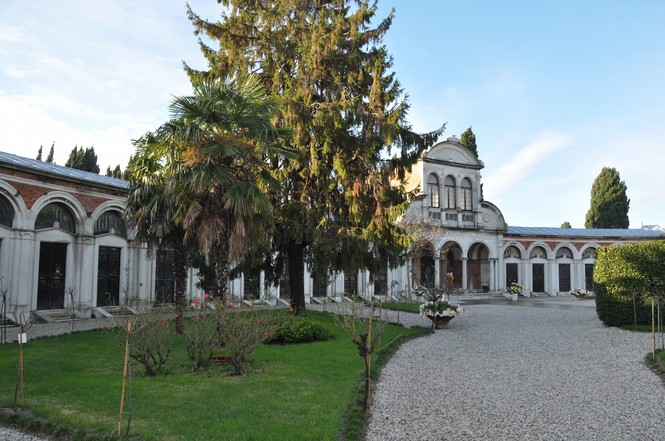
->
left=429, top=315, right=455, bottom=329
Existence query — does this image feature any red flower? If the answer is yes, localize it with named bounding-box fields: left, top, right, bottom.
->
left=195, top=316, right=201, bottom=322
left=289, top=305, right=294, bottom=312
left=646, top=291, right=652, bottom=298
left=163, top=320, right=168, bottom=325
left=256, top=320, right=261, bottom=325
left=264, top=332, right=269, bottom=337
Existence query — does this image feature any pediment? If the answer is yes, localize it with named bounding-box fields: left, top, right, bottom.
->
left=424, top=137, right=482, bottom=168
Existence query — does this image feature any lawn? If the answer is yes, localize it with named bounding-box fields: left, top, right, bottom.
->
left=0, top=311, right=429, bottom=441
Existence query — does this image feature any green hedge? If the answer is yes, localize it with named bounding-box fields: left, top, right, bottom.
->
left=594, top=240, right=665, bottom=327
left=594, top=283, right=652, bottom=327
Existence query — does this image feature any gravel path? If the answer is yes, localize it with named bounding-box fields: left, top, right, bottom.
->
left=366, top=301, right=665, bottom=441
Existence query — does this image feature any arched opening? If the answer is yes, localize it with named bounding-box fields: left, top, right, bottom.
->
left=503, top=245, right=522, bottom=288
left=530, top=245, right=548, bottom=293
left=36, top=203, right=77, bottom=310
left=582, top=247, right=597, bottom=291
left=440, top=241, right=463, bottom=290
left=556, top=246, right=574, bottom=292
left=415, top=242, right=435, bottom=288
left=467, top=242, right=490, bottom=292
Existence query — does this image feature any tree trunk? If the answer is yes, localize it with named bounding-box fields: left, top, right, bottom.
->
left=172, top=241, right=188, bottom=335
left=287, top=240, right=306, bottom=315
left=215, top=239, right=230, bottom=301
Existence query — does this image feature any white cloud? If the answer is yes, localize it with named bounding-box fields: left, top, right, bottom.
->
left=484, top=130, right=572, bottom=197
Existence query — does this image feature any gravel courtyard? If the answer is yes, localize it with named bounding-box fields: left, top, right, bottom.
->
left=366, top=300, right=665, bottom=441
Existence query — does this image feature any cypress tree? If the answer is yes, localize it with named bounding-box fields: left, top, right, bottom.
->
left=36, top=145, right=43, bottom=161
left=584, top=167, right=630, bottom=228
left=186, top=0, right=443, bottom=312
left=460, top=126, right=478, bottom=158
left=45, top=142, right=55, bottom=163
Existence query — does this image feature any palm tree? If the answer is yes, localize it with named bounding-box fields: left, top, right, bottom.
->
left=126, top=75, right=291, bottom=308
left=164, top=75, right=292, bottom=298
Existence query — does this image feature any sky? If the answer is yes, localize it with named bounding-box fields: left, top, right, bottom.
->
left=1, top=0, right=664, bottom=229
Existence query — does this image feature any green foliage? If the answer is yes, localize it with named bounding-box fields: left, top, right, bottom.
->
left=36, top=145, right=43, bottom=161
left=183, top=314, right=218, bottom=370
left=45, top=142, right=55, bottom=163
left=65, top=145, right=100, bottom=173
left=270, top=316, right=335, bottom=344
left=561, top=221, right=571, bottom=228
left=105, top=164, right=123, bottom=179
left=117, top=314, right=173, bottom=376
left=584, top=167, right=630, bottom=228
left=460, top=126, right=478, bottom=158
left=593, top=241, right=665, bottom=326
left=186, top=1, right=444, bottom=311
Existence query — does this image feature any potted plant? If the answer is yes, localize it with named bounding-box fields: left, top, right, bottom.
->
left=417, top=286, right=463, bottom=330
left=507, top=282, right=523, bottom=301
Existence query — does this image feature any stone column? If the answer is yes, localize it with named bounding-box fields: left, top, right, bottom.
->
left=434, top=254, right=441, bottom=289
left=489, top=258, right=497, bottom=292
left=461, top=257, right=468, bottom=292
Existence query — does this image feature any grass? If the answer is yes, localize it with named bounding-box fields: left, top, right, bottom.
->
left=0, top=310, right=429, bottom=441
left=374, top=301, right=420, bottom=314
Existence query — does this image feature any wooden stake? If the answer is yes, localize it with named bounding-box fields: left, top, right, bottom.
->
left=652, top=299, right=656, bottom=362
left=118, top=320, right=131, bottom=437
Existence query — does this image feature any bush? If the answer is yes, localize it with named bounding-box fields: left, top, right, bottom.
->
left=183, top=314, right=218, bottom=370
left=595, top=284, right=652, bottom=327
left=269, top=317, right=335, bottom=344
left=594, top=241, right=665, bottom=327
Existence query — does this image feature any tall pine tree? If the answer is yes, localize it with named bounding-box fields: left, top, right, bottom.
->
left=186, top=0, right=443, bottom=312
left=584, top=167, right=630, bottom=228
left=36, top=145, right=43, bottom=161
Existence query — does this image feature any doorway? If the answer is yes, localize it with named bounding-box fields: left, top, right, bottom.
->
left=37, top=242, right=67, bottom=310
left=97, top=247, right=121, bottom=306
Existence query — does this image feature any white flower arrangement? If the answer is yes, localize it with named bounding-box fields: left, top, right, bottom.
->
left=419, top=300, right=463, bottom=318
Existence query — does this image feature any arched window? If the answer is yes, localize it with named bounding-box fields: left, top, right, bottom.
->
left=556, top=247, right=573, bottom=259
left=95, top=211, right=126, bottom=237
left=0, top=196, right=14, bottom=227
left=427, top=174, right=440, bottom=208
left=460, top=178, right=473, bottom=211
left=443, top=176, right=456, bottom=209
left=503, top=246, right=521, bottom=259
left=35, top=203, right=75, bottom=233
left=582, top=247, right=596, bottom=259
left=529, top=246, right=547, bottom=259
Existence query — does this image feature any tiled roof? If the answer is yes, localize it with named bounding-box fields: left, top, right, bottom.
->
left=0, top=151, right=129, bottom=190
left=507, top=226, right=664, bottom=238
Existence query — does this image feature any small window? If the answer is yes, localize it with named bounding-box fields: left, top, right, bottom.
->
left=94, top=211, right=126, bottom=236
left=443, top=176, right=456, bottom=209
left=344, top=271, right=358, bottom=295
left=0, top=196, right=14, bottom=227
left=427, top=174, right=440, bottom=208
left=35, top=203, right=75, bottom=233
left=460, top=178, right=473, bottom=211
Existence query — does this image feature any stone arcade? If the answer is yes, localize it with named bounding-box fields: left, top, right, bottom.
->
left=0, top=139, right=662, bottom=321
